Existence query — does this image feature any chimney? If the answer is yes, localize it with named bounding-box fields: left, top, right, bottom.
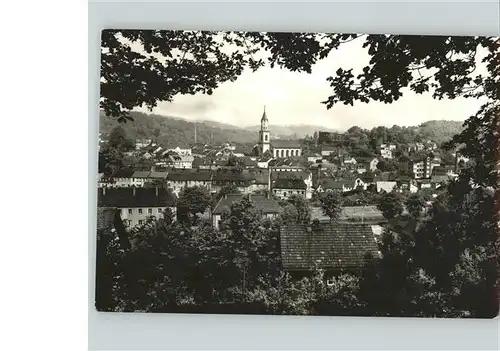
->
left=155, top=187, right=159, bottom=196
left=102, top=187, right=106, bottom=195
left=132, top=187, right=136, bottom=196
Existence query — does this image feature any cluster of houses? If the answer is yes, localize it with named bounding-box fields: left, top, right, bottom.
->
left=97, top=108, right=471, bottom=276
left=99, top=108, right=468, bottom=227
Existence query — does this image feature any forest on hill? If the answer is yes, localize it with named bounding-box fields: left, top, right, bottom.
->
left=100, top=110, right=464, bottom=149
left=416, top=120, right=464, bottom=144
left=99, top=110, right=259, bottom=145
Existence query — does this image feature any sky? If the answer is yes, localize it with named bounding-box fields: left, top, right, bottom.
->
left=133, top=36, right=487, bottom=131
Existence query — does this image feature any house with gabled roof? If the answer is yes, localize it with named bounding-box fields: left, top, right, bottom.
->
left=356, top=157, right=379, bottom=172
left=211, top=193, right=282, bottom=229
left=257, top=152, right=274, bottom=169
left=280, top=222, right=380, bottom=279
left=272, top=178, right=307, bottom=200
left=316, top=178, right=366, bottom=193
left=98, top=187, right=177, bottom=228
left=166, top=169, right=212, bottom=195
left=271, top=170, right=313, bottom=199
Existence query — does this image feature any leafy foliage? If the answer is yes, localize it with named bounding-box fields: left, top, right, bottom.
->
left=377, top=192, right=404, bottom=219
left=177, top=186, right=212, bottom=226
left=97, top=31, right=500, bottom=318
left=286, top=194, right=312, bottom=224
left=319, top=191, right=343, bottom=222
left=405, top=193, right=425, bottom=218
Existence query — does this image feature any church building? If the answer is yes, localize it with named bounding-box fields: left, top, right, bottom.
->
left=255, top=107, right=302, bottom=158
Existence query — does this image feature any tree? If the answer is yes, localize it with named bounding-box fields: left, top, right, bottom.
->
left=405, top=193, right=425, bottom=218
left=319, top=191, right=343, bottom=222
left=177, top=186, right=212, bottom=226
left=377, top=192, right=404, bottom=220
left=287, top=194, right=311, bottom=224
left=98, top=145, right=125, bottom=177
left=101, top=30, right=264, bottom=121
left=108, top=125, right=134, bottom=151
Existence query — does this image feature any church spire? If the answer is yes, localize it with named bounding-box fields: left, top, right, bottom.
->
left=261, top=105, right=268, bottom=122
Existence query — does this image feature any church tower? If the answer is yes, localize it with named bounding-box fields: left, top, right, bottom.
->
left=258, top=106, right=270, bottom=155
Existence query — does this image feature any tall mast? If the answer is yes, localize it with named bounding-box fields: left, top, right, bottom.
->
left=194, top=121, right=197, bottom=144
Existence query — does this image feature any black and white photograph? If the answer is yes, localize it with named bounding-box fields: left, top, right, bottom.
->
left=96, top=29, right=499, bottom=318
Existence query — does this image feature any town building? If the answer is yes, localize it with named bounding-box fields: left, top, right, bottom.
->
left=342, top=156, right=357, bottom=164
left=280, top=222, right=380, bottom=279
left=164, top=144, right=192, bottom=156
left=272, top=178, right=307, bottom=200
left=380, top=148, right=393, bottom=159
left=211, top=194, right=281, bottom=229
left=376, top=181, right=397, bottom=193
left=97, top=187, right=177, bottom=228
left=166, top=170, right=212, bottom=195
left=409, top=155, right=432, bottom=179
left=257, top=152, right=273, bottom=168
left=315, top=177, right=366, bottom=193
left=271, top=170, right=313, bottom=199
left=171, top=155, right=194, bottom=169
left=307, top=153, right=323, bottom=163
left=255, top=107, right=302, bottom=158
left=320, top=145, right=337, bottom=157
left=355, top=157, right=379, bottom=172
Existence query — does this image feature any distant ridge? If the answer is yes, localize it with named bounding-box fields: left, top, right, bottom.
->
left=99, top=110, right=464, bottom=147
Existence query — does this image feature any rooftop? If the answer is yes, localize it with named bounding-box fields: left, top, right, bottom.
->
left=280, top=222, right=379, bottom=271
left=212, top=194, right=282, bottom=215
left=273, top=178, right=307, bottom=190
left=98, top=187, right=177, bottom=208
left=271, top=139, right=302, bottom=148
left=167, top=170, right=212, bottom=182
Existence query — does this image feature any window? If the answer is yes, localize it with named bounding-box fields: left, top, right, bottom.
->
left=326, top=278, right=335, bottom=286
left=138, top=209, right=143, bottom=215
left=158, top=208, right=163, bottom=213
left=264, top=134, right=268, bottom=142
left=138, top=220, right=143, bottom=225
left=128, top=209, right=132, bottom=215
left=148, top=208, right=152, bottom=215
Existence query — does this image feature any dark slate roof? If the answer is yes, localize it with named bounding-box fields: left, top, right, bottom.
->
left=396, top=175, right=413, bottom=182
left=273, top=178, right=307, bottom=190
left=212, top=194, right=282, bottom=215
left=374, top=172, right=395, bottom=182
left=271, top=171, right=311, bottom=181
left=167, top=170, right=212, bottom=182
left=431, top=175, right=451, bottom=184
left=240, top=157, right=258, bottom=167
left=431, top=166, right=447, bottom=176
left=114, top=168, right=135, bottom=178
left=280, top=223, right=379, bottom=271
left=258, top=154, right=273, bottom=162
left=318, top=178, right=340, bottom=190
left=271, top=139, right=302, bottom=148
left=149, top=171, right=169, bottom=179
left=356, top=157, right=377, bottom=163
left=132, top=170, right=151, bottom=178
left=212, top=170, right=254, bottom=182
left=251, top=170, right=270, bottom=184
left=98, top=187, right=177, bottom=208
